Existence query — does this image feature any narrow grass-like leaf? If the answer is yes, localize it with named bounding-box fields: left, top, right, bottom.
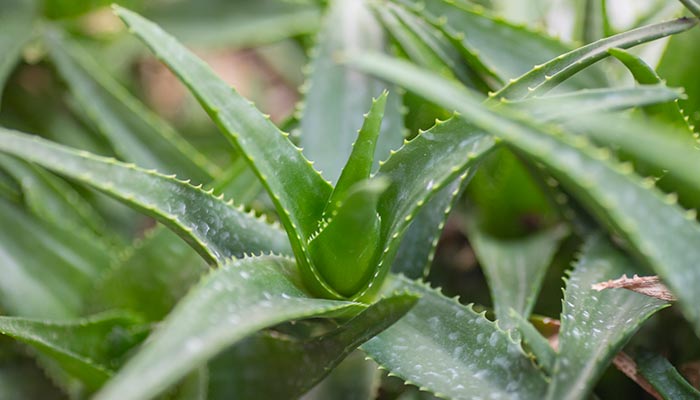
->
left=0, top=0, right=34, bottom=109
left=299, top=0, right=403, bottom=182
left=545, top=236, right=669, bottom=400
left=393, top=0, right=607, bottom=89
left=208, top=293, right=417, bottom=399
left=0, top=128, right=291, bottom=264
left=94, top=255, right=366, bottom=400
left=465, top=221, right=568, bottom=327
left=0, top=312, right=144, bottom=391
left=362, top=275, right=548, bottom=399
left=493, top=17, right=697, bottom=99
left=679, top=0, right=700, bottom=17
left=45, top=31, right=218, bottom=183
left=115, top=6, right=337, bottom=297
left=353, top=55, right=700, bottom=337
left=0, top=200, right=110, bottom=319
left=636, top=351, right=700, bottom=399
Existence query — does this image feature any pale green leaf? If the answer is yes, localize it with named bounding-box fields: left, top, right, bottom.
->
left=302, top=352, right=381, bottom=400
left=94, top=255, right=366, bottom=400
left=0, top=127, right=291, bottom=264
left=0, top=0, right=35, bottom=110
left=545, top=235, right=669, bottom=400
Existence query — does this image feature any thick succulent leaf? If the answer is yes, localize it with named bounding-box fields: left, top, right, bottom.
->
left=115, top=7, right=338, bottom=297
left=208, top=293, right=417, bottom=399
left=362, top=275, right=548, bottom=399
left=329, top=92, right=387, bottom=211
left=393, top=0, right=607, bottom=89
left=679, top=0, right=700, bottom=17
left=609, top=48, right=692, bottom=131
left=0, top=155, right=108, bottom=237
left=391, top=179, right=462, bottom=278
left=0, top=312, right=145, bottom=391
left=353, top=55, right=700, bottom=337
left=45, top=31, right=218, bottom=183
left=635, top=351, right=700, bottom=400
left=94, top=255, right=366, bottom=400
left=146, top=0, right=321, bottom=49
left=508, top=310, right=556, bottom=374
left=658, top=23, right=700, bottom=131
left=89, top=227, right=207, bottom=321
left=299, top=0, right=403, bottom=183
left=301, top=352, right=381, bottom=400
left=545, top=236, right=669, bottom=400
left=465, top=221, right=568, bottom=328
left=0, top=199, right=110, bottom=319
left=509, top=85, right=685, bottom=121
left=0, top=0, right=34, bottom=109
left=0, top=128, right=291, bottom=264
left=493, top=17, right=697, bottom=99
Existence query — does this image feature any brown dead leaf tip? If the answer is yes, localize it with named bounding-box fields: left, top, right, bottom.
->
left=591, top=274, right=676, bottom=302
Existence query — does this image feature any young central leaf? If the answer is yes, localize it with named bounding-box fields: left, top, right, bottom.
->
left=309, top=179, right=388, bottom=297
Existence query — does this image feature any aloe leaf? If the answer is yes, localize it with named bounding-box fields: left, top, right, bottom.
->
left=508, top=85, right=685, bottom=121
left=0, top=199, right=110, bottom=319
left=465, top=221, right=569, bottom=328
left=508, top=310, right=556, bottom=374
left=0, top=312, right=145, bottom=391
left=45, top=31, right=218, bottom=183
left=0, top=0, right=34, bottom=110
left=115, top=7, right=341, bottom=296
left=0, top=127, right=291, bottom=264
left=94, top=255, right=366, bottom=400
left=362, top=275, right=548, bottom=399
left=0, top=342, right=64, bottom=400
left=393, top=0, right=607, bottom=89
left=352, top=55, right=700, bottom=337
left=302, top=352, right=381, bottom=400
left=146, top=0, right=321, bottom=49
left=329, top=92, right=387, bottom=211
left=310, top=179, right=389, bottom=297
left=679, top=0, right=700, bottom=17
left=635, top=351, right=700, bottom=399
left=658, top=23, right=700, bottom=131
left=493, top=17, right=697, bottom=99
left=208, top=293, right=417, bottom=399
left=546, top=236, right=670, bottom=400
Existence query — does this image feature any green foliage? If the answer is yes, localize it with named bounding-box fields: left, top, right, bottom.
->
left=0, top=1, right=699, bottom=399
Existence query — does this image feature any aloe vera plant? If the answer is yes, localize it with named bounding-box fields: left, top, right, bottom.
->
left=1, top=0, right=700, bottom=399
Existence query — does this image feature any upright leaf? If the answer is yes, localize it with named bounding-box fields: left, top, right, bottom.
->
left=362, top=275, right=548, bottom=399
left=636, top=351, right=700, bottom=400
left=0, top=128, right=291, bottom=264
left=94, top=255, right=366, bottom=400
left=545, top=236, right=669, bottom=400
left=0, top=0, right=34, bottom=109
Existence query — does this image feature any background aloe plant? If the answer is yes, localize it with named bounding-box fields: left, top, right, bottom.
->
left=1, top=0, right=700, bottom=399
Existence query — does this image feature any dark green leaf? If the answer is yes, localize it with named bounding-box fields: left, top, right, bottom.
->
left=0, top=0, right=35, bottom=110
left=636, top=351, right=700, bottom=400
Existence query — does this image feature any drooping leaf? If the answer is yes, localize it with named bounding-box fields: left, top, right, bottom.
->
left=362, top=275, right=548, bottom=399
left=0, top=0, right=35, bottom=110
left=465, top=220, right=569, bottom=328
left=0, top=311, right=145, bottom=391
left=145, top=0, right=322, bottom=49
left=208, top=292, right=417, bottom=399
left=299, top=0, right=403, bottom=183
left=45, top=30, right=218, bottom=183
left=545, top=235, right=669, bottom=400
left=393, top=0, right=608, bottom=89
left=635, top=351, right=700, bottom=400
left=353, top=54, right=700, bottom=338
left=115, top=6, right=338, bottom=297
left=0, top=127, right=292, bottom=264
left=94, top=255, right=366, bottom=400
left=493, top=17, right=697, bottom=99
left=0, top=199, right=110, bottom=319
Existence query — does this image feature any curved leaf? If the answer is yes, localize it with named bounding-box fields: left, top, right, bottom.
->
left=545, top=236, right=669, bottom=400
left=94, top=255, right=366, bottom=400
left=0, top=0, right=34, bottom=110
left=352, top=55, right=700, bottom=338
left=362, top=275, right=548, bottom=399
left=493, top=17, right=697, bottom=99
left=0, top=312, right=144, bottom=391
left=0, top=127, right=291, bottom=264
left=636, top=351, right=700, bottom=400
left=208, top=292, right=418, bottom=399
